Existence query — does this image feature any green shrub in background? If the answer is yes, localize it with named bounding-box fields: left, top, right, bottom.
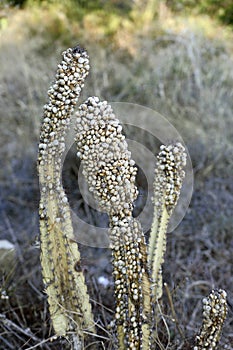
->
left=3, top=0, right=233, bottom=26
left=166, top=0, right=233, bottom=25
left=2, top=0, right=132, bottom=15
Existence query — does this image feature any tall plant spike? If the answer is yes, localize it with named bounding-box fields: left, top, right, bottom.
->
left=194, top=289, right=227, bottom=350
left=38, top=45, right=228, bottom=350
left=148, top=143, right=186, bottom=300
left=75, top=97, right=152, bottom=349
left=38, top=46, right=95, bottom=343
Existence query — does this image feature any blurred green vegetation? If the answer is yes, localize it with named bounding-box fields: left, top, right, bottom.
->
left=1, top=0, right=232, bottom=52
left=2, top=0, right=132, bottom=16
left=2, top=0, right=233, bottom=26
left=166, top=0, right=233, bottom=25
left=0, top=0, right=161, bottom=53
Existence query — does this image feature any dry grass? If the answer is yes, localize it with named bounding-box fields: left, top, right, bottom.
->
left=0, top=3, right=232, bottom=349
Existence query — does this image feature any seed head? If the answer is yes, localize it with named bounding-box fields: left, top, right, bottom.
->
left=75, top=96, right=138, bottom=217
left=38, top=46, right=89, bottom=167
left=154, top=142, right=186, bottom=216
left=195, top=289, right=227, bottom=350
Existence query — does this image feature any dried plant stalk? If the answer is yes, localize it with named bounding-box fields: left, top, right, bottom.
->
left=194, top=289, right=227, bottom=350
left=75, top=96, right=152, bottom=349
left=37, top=46, right=228, bottom=350
left=149, top=143, right=186, bottom=300
left=38, top=46, right=95, bottom=343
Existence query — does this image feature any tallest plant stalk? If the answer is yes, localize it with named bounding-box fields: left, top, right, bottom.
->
left=38, top=47, right=95, bottom=346
left=75, top=97, right=152, bottom=349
